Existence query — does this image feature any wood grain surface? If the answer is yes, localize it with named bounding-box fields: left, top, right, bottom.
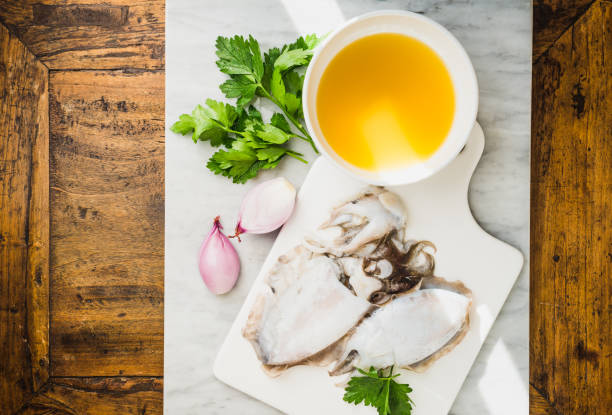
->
left=1, top=0, right=164, bottom=413
left=0, top=22, right=49, bottom=415
left=1, top=0, right=610, bottom=414
left=17, top=377, right=162, bottom=415
left=533, top=0, right=596, bottom=59
left=0, top=0, right=164, bottom=70
left=49, top=70, right=164, bottom=377
left=531, top=1, right=611, bottom=414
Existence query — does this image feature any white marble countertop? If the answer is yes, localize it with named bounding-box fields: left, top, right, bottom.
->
left=165, top=1, right=531, bottom=414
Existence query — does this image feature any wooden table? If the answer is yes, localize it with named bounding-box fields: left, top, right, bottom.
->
left=530, top=1, right=611, bottom=414
left=0, top=1, right=608, bottom=414
left=1, top=1, right=164, bottom=413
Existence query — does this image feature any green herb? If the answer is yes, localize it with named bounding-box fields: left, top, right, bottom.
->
left=344, top=367, right=414, bottom=415
left=171, top=33, right=323, bottom=183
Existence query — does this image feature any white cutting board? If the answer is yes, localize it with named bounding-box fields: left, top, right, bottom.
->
left=213, top=122, right=523, bottom=415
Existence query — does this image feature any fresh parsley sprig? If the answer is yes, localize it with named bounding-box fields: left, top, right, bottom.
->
left=344, top=366, right=414, bottom=415
left=171, top=34, right=322, bottom=183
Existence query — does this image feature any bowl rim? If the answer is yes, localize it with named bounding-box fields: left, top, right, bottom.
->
left=302, top=9, right=479, bottom=186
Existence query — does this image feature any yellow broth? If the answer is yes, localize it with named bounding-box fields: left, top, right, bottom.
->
left=316, top=33, right=455, bottom=171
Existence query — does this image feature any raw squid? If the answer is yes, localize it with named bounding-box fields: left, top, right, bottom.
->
left=242, top=187, right=473, bottom=379
left=330, top=278, right=472, bottom=376
left=243, top=246, right=372, bottom=367
left=304, top=187, right=407, bottom=257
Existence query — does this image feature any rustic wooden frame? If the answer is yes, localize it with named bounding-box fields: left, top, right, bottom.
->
left=530, top=1, right=611, bottom=414
left=1, top=21, right=49, bottom=414
left=1, top=2, right=164, bottom=414
left=1, top=1, right=609, bottom=414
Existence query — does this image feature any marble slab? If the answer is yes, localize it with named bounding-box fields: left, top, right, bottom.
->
left=165, top=1, right=531, bottom=414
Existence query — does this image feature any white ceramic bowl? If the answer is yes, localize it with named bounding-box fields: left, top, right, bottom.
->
left=303, top=10, right=479, bottom=185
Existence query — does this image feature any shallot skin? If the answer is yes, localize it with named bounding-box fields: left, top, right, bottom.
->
left=199, top=217, right=240, bottom=295
left=234, top=177, right=296, bottom=238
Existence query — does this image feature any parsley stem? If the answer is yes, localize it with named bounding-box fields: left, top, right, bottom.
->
left=286, top=151, right=307, bottom=163
left=210, top=119, right=244, bottom=137
left=216, top=119, right=308, bottom=164
left=225, top=127, right=243, bottom=136
left=294, top=133, right=311, bottom=142
left=382, top=379, right=391, bottom=415
left=258, top=85, right=320, bottom=154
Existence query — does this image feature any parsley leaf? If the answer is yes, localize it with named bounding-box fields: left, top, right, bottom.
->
left=256, top=124, right=292, bottom=144
left=270, top=113, right=291, bottom=133
left=284, top=93, right=301, bottom=117
left=233, top=105, right=262, bottom=131
left=203, top=98, right=238, bottom=128
left=270, top=68, right=286, bottom=105
left=261, top=47, right=282, bottom=94
left=215, top=35, right=263, bottom=80
left=261, top=33, right=319, bottom=94
left=207, top=150, right=259, bottom=184
left=170, top=100, right=235, bottom=146
left=220, top=75, right=258, bottom=108
left=283, top=70, right=303, bottom=95
left=172, top=33, right=321, bottom=183
left=344, top=367, right=414, bottom=415
left=274, top=48, right=313, bottom=71
left=170, top=114, right=196, bottom=135
left=304, top=33, right=324, bottom=49
left=203, top=112, right=303, bottom=183
left=207, top=145, right=282, bottom=184
left=388, top=379, right=414, bottom=415
left=216, top=35, right=264, bottom=107
left=256, top=146, right=287, bottom=162
left=264, top=34, right=321, bottom=116
left=288, top=33, right=324, bottom=51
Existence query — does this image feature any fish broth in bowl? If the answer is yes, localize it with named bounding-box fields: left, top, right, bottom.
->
left=302, top=11, right=479, bottom=185
left=316, top=33, right=455, bottom=172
